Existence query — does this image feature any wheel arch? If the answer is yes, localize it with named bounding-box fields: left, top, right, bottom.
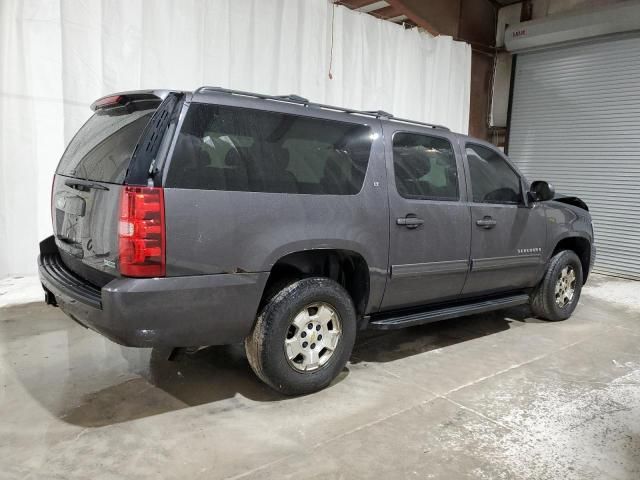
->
left=259, top=248, right=371, bottom=319
left=551, top=235, right=592, bottom=284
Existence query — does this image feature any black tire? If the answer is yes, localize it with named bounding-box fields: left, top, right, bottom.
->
left=530, top=250, right=583, bottom=321
left=245, top=277, right=357, bottom=395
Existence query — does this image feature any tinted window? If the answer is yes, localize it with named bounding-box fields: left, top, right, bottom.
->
left=57, top=103, right=156, bottom=183
left=392, top=132, right=459, bottom=201
left=466, top=144, right=522, bottom=204
left=166, top=103, right=373, bottom=194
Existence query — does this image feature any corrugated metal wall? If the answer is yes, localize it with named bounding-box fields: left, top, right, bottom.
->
left=509, top=34, right=640, bottom=280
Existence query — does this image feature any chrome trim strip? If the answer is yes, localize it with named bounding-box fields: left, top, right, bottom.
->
left=392, top=259, right=469, bottom=278
left=472, top=254, right=541, bottom=272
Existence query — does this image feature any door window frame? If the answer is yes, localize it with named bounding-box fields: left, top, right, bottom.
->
left=462, top=141, right=528, bottom=207
left=388, top=129, right=466, bottom=204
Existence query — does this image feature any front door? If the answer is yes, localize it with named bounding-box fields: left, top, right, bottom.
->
left=461, top=142, right=547, bottom=295
left=380, top=129, right=471, bottom=310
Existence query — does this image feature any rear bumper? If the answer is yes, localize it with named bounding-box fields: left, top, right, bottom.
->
left=38, top=237, right=268, bottom=347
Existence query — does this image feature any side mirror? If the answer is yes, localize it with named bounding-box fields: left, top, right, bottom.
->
left=529, top=180, right=555, bottom=202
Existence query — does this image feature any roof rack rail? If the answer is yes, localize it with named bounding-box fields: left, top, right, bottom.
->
left=276, top=94, right=309, bottom=104
left=193, top=86, right=450, bottom=131
left=384, top=116, right=450, bottom=131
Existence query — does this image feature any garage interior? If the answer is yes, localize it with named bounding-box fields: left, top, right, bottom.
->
left=1, top=0, right=640, bottom=478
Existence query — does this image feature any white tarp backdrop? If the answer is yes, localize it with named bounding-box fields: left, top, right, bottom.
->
left=0, top=0, right=471, bottom=277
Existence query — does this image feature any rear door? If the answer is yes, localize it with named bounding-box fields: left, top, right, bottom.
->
left=461, top=142, right=547, bottom=295
left=380, top=126, right=471, bottom=310
left=52, top=93, right=169, bottom=285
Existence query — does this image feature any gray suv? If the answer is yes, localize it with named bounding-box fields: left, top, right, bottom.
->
left=39, top=87, right=595, bottom=395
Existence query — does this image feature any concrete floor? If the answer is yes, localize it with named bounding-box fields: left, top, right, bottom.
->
left=1, top=274, right=639, bottom=479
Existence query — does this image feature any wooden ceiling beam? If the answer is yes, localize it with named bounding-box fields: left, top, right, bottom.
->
left=386, top=0, right=439, bottom=35
left=334, top=0, right=381, bottom=9
left=371, top=5, right=402, bottom=19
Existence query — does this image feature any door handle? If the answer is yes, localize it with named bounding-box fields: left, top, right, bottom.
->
left=397, top=216, right=424, bottom=229
left=476, top=216, right=497, bottom=229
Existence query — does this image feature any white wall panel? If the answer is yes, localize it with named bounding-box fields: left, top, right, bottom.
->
left=0, top=0, right=471, bottom=277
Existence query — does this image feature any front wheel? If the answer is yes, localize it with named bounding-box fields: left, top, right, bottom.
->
left=530, top=250, right=583, bottom=321
left=245, top=277, right=357, bottom=395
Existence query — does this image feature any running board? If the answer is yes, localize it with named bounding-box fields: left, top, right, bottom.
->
left=368, top=294, right=530, bottom=330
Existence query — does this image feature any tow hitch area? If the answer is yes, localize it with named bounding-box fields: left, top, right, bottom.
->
left=167, top=347, right=187, bottom=361
left=167, top=347, right=205, bottom=361
left=44, top=288, right=58, bottom=307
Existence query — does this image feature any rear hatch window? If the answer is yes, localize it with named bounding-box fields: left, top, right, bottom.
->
left=57, top=100, right=159, bottom=183
left=52, top=95, right=165, bottom=285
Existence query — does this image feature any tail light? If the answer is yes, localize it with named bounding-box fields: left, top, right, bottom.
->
left=118, top=186, right=165, bottom=277
left=50, top=173, right=55, bottom=224
left=91, top=95, right=125, bottom=111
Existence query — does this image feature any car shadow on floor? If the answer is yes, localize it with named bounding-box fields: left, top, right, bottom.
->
left=3, top=302, right=534, bottom=428
left=58, top=344, right=287, bottom=427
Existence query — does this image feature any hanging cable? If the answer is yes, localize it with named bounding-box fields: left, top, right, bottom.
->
left=328, top=1, right=336, bottom=79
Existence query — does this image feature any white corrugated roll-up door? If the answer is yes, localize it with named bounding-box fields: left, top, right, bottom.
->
left=508, top=34, right=640, bottom=280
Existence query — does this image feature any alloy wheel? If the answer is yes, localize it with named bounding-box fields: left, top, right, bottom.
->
left=555, top=265, right=576, bottom=308
left=284, top=302, right=342, bottom=372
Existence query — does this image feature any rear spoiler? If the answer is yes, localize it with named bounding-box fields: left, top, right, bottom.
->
left=90, top=89, right=180, bottom=111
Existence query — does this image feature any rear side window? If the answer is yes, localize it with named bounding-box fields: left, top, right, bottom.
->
left=166, top=103, right=373, bottom=194
left=57, top=103, right=157, bottom=183
left=392, top=132, right=459, bottom=201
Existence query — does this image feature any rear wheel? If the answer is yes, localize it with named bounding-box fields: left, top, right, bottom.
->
left=530, top=250, right=583, bottom=321
left=245, top=277, right=356, bottom=395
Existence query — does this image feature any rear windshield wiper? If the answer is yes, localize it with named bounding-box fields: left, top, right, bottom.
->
left=65, top=179, right=110, bottom=191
